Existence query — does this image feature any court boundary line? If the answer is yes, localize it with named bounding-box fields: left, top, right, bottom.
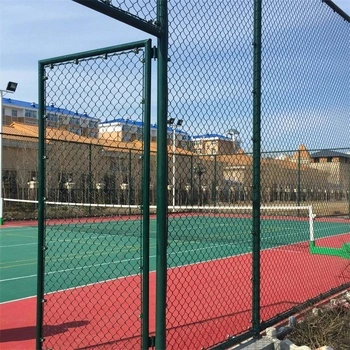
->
left=2, top=225, right=349, bottom=304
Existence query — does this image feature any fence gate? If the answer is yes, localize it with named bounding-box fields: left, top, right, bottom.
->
left=37, top=40, right=153, bottom=350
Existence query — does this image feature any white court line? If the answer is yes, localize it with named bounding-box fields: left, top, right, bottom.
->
left=1, top=274, right=37, bottom=282
left=0, top=242, right=37, bottom=248
left=0, top=240, right=239, bottom=284
left=0, top=295, right=36, bottom=305
left=0, top=226, right=37, bottom=231
left=2, top=229, right=349, bottom=302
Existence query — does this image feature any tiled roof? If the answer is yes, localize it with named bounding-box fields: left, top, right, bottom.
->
left=310, top=150, right=350, bottom=159
left=3, top=122, right=195, bottom=155
left=292, top=144, right=311, bottom=160
left=2, top=124, right=38, bottom=143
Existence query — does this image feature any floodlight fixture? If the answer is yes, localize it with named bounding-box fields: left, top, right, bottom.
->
left=6, top=81, right=18, bottom=93
left=176, top=119, right=183, bottom=126
left=167, top=117, right=175, bottom=125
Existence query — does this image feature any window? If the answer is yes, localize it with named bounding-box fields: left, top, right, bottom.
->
left=11, top=109, right=18, bottom=117
left=25, top=109, right=37, bottom=118
left=89, top=120, right=98, bottom=128
left=327, top=157, right=332, bottom=163
left=47, top=113, right=58, bottom=122
left=70, top=117, right=80, bottom=125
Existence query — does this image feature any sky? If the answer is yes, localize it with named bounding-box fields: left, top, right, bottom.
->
left=0, top=0, right=348, bottom=103
left=0, top=0, right=349, bottom=151
left=0, top=0, right=149, bottom=103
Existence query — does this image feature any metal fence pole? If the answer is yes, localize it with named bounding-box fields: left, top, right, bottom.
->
left=142, top=39, right=152, bottom=350
left=36, top=61, right=46, bottom=350
left=252, top=0, right=262, bottom=338
left=155, top=0, right=169, bottom=347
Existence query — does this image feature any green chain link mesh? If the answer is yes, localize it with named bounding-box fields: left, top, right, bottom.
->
left=2, top=0, right=345, bottom=349
left=40, top=46, right=148, bottom=349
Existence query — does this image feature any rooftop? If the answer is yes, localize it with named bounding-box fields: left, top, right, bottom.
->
left=2, top=97, right=97, bottom=120
left=310, top=150, right=350, bottom=159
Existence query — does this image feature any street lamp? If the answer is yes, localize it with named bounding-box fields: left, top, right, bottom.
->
left=168, top=117, right=183, bottom=211
left=227, top=128, right=241, bottom=154
left=0, top=81, right=18, bottom=225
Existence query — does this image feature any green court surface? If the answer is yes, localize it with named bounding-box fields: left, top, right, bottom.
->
left=1, top=216, right=349, bottom=303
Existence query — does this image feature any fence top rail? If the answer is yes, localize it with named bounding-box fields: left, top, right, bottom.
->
left=324, top=0, right=350, bottom=22
left=39, top=40, right=151, bottom=66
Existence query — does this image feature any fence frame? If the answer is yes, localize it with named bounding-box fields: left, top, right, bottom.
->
left=33, top=0, right=350, bottom=349
left=36, top=39, right=153, bottom=350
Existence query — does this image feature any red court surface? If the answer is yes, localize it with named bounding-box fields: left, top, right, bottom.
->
left=1, top=233, right=349, bottom=349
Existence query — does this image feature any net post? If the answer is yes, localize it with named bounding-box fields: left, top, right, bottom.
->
left=308, top=205, right=316, bottom=257
left=309, top=205, right=315, bottom=243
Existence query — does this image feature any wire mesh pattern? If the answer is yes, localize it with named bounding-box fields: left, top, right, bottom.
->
left=165, top=0, right=349, bottom=348
left=257, top=1, right=350, bottom=333
left=96, top=0, right=157, bottom=24
left=166, top=4, right=254, bottom=345
left=17, top=0, right=348, bottom=349
left=38, top=44, right=150, bottom=349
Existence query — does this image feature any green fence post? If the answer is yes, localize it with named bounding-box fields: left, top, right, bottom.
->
left=155, top=0, right=169, bottom=348
left=252, top=0, right=262, bottom=338
left=36, top=61, right=46, bottom=350
left=142, top=39, right=152, bottom=350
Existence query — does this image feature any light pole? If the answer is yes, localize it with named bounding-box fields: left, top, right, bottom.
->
left=227, top=128, right=241, bottom=154
left=0, top=82, right=18, bottom=225
left=167, top=117, right=183, bottom=211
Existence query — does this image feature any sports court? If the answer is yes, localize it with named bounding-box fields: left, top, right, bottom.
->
left=1, top=207, right=349, bottom=349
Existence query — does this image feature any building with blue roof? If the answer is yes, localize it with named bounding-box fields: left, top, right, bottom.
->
left=2, top=98, right=242, bottom=155
left=191, top=131, right=241, bottom=155
left=99, top=118, right=191, bottom=149
left=2, top=97, right=99, bottom=137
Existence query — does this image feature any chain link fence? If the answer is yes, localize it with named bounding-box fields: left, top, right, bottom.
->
left=165, top=0, right=349, bottom=348
left=35, top=41, right=153, bottom=350
left=1, top=0, right=346, bottom=349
